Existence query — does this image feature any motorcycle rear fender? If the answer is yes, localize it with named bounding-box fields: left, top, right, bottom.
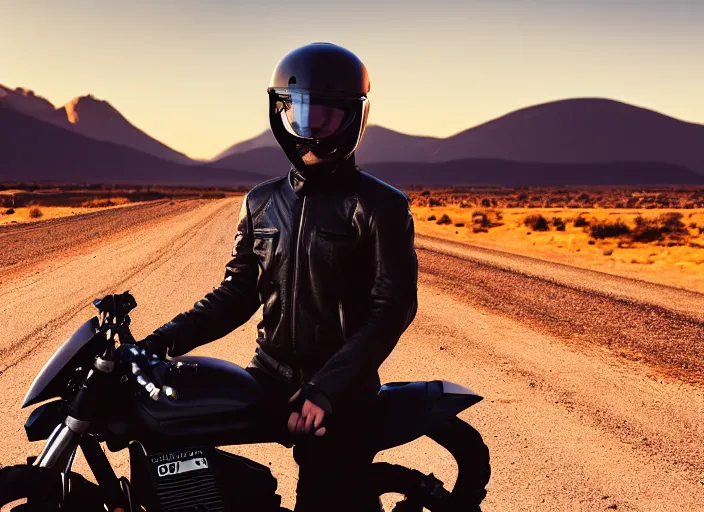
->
left=374, top=380, right=483, bottom=452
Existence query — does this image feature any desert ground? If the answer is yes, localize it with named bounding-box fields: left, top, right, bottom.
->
left=0, top=196, right=703, bottom=511
left=409, top=187, right=704, bottom=294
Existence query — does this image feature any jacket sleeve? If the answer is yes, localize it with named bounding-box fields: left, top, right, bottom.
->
left=151, top=195, right=261, bottom=357
left=308, top=193, right=419, bottom=408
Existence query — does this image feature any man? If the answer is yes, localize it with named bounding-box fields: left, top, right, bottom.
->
left=140, top=42, right=418, bottom=511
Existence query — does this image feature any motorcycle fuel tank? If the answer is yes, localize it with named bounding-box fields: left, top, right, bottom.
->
left=134, top=356, right=285, bottom=450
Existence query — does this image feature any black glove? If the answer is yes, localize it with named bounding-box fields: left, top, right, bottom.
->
left=136, top=333, right=169, bottom=360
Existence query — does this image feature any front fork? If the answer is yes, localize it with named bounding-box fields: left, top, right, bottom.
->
left=31, top=356, right=128, bottom=511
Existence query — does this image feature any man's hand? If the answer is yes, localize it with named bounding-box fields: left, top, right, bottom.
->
left=288, top=389, right=327, bottom=437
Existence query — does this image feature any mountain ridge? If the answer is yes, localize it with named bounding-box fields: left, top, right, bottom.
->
left=0, top=85, right=192, bottom=164
left=3, top=83, right=704, bottom=186
left=211, top=97, right=704, bottom=175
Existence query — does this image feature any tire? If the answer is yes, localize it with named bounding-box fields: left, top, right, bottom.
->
left=371, top=417, right=491, bottom=512
left=371, top=462, right=452, bottom=511
left=0, top=465, right=104, bottom=512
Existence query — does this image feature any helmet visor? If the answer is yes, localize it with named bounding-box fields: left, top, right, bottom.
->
left=272, top=92, right=358, bottom=140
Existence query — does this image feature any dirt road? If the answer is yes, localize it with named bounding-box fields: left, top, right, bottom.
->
left=1, top=197, right=702, bottom=511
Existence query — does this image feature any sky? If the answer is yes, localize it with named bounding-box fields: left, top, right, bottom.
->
left=2, top=0, right=703, bottom=160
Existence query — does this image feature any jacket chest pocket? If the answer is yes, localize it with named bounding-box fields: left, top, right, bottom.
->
left=313, top=226, right=357, bottom=269
left=253, top=227, right=279, bottom=271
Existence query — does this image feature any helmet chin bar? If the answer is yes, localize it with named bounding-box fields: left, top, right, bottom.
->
left=269, top=93, right=368, bottom=174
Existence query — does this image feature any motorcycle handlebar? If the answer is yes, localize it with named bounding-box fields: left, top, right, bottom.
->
left=116, top=344, right=177, bottom=401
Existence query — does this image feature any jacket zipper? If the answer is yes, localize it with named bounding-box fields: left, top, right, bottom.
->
left=338, top=300, right=346, bottom=339
left=290, top=195, right=307, bottom=381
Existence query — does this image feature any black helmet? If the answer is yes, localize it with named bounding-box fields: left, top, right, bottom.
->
left=268, top=42, right=370, bottom=173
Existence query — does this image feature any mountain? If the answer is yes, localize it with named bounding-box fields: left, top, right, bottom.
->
left=210, top=144, right=702, bottom=186
left=57, top=95, right=193, bottom=164
left=209, top=125, right=442, bottom=164
left=355, top=126, right=442, bottom=163
left=0, top=85, right=60, bottom=121
left=210, top=99, right=704, bottom=176
left=0, top=84, right=193, bottom=165
left=438, top=98, right=704, bottom=174
left=210, top=129, right=277, bottom=161
left=361, top=159, right=704, bottom=187
left=4, top=86, right=703, bottom=187
left=0, top=107, right=264, bottom=186
left=211, top=147, right=289, bottom=176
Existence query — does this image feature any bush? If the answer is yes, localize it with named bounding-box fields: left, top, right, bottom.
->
left=524, top=214, right=549, bottom=231
left=553, top=217, right=566, bottom=231
left=657, top=212, right=686, bottom=235
left=4, top=208, right=14, bottom=215
left=589, top=220, right=630, bottom=239
left=630, top=213, right=688, bottom=244
left=573, top=216, right=590, bottom=227
left=420, top=190, right=431, bottom=196
left=454, top=222, right=465, bottom=227
left=29, top=206, right=43, bottom=218
left=436, top=214, right=452, bottom=225
left=427, top=215, right=436, bottom=221
left=429, top=197, right=443, bottom=206
left=631, top=216, right=662, bottom=243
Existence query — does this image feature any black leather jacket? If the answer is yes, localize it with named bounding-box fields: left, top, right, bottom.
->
left=150, top=159, right=418, bottom=409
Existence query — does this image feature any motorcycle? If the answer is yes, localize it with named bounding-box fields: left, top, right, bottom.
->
left=0, top=291, right=490, bottom=511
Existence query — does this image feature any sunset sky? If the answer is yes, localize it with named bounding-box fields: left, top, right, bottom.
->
left=2, top=0, right=703, bottom=160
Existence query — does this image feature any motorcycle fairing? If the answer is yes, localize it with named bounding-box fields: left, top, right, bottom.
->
left=24, top=400, right=67, bottom=442
left=22, top=318, right=101, bottom=408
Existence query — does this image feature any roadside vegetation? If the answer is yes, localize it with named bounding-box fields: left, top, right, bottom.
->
left=0, top=183, right=242, bottom=226
left=408, top=187, right=704, bottom=293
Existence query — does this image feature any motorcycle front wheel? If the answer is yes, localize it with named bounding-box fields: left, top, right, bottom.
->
left=0, top=465, right=104, bottom=512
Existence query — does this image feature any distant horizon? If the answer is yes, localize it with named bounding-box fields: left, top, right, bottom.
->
left=3, top=85, right=702, bottom=162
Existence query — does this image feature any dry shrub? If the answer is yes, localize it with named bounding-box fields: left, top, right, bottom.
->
left=81, top=197, right=130, bottom=208
left=553, top=217, right=566, bottom=231
left=428, top=197, right=444, bottom=207
left=427, top=215, right=436, bottom=221
left=472, top=210, right=503, bottom=230
left=589, top=220, right=630, bottom=239
left=524, top=214, right=549, bottom=231
left=658, top=212, right=687, bottom=235
left=454, top=222, right=465, bottom=227
left=4, top=208, right=14, bottom=215
left=436, top=214, right=452, bottom=225
left=631, top=212, right=688, bottom=244
left=574, top=216, right=590, bottom=228
left=29, top=206, right=43, bottom=218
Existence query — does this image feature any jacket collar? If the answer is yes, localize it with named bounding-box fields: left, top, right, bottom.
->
left=287, top=155, right=359, bottom=196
